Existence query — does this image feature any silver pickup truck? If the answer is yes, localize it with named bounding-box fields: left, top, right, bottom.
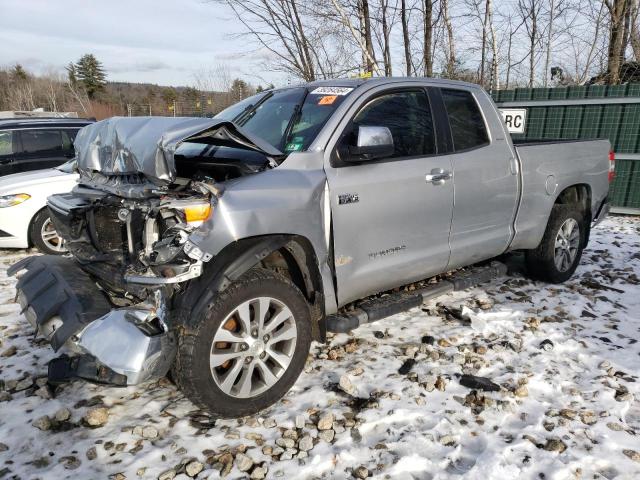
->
left=10, top=78, right=612, bottom=417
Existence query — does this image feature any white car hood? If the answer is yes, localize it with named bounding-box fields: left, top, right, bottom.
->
left=0, top=169, right=78, bottom=193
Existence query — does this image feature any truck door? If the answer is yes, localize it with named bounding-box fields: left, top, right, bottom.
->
left=437, top=87, right=519, bottom=269
left=325, top=87, right=454, bottom=306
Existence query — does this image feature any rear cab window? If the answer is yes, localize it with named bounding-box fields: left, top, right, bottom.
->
left=441, top=89, right=489, bottom=151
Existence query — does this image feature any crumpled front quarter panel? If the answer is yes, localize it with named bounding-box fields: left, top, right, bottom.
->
left=188, top=152, right=328, bottom=259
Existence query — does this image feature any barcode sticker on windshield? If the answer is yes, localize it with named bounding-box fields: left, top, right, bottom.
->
left=310, top=87, right=354, bottom=96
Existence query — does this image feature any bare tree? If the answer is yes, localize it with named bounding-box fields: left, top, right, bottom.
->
left=442, top=0, right=456, bottom=77
left=423, top=0, right=434, bottom=76
left=400, top=0, right=412, bottom=75
left=604, top=0, right=632, bottom=84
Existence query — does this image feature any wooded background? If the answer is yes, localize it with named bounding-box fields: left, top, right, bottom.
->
left=1, top=0, right=639, bottom=119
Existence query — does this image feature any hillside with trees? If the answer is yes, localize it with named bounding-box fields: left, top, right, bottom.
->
left=0, top=55, right=267, bottom=119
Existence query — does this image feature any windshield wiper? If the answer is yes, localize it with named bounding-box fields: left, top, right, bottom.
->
left=280, top=89, right=309, bottom=152
left=233, top=91, right=273, bottom=126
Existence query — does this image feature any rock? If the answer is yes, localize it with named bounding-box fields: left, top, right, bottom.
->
left=245, top=432, right=264, bottom=444
left=55, top=408, right=71, bottom=422
left=279, top=448, right=296, bottom=461
left=158, top=468, right=176, bottom=480
left=438, top=338, right=451, bottom=347
left=0, top=443, right=8, bottom=452
left=0, top=391, right=12, bottom=402
left=15, top=377, right=33, bottom=391
left=339, top=375, right=356, bottom=395
left=263, top=418, right=277, bottom=428
left=421, top=335, right=435, bottom=345
left=452, top=353, right=466, bottom=365
left=60, top=456, right=81, bottom=470
left=623, top=450, right=640, bottom=463
left=298, top=436, right=313, bottom=451
left=136, top=468, right=147, bottom=477
left=459, top=374, right=499, bottom=392
left=398, top=359, right=416, bottom=375
left=262, top=445, right=273, bottom=455
left=348, top=367, right=364, bottom=376
left=185, top=461, right=204, bottom=477
left=33, top=415, right=51, bottom=431
left=318, top=429, right=335, bottom=442
left=559, top=409, right=576, bottom=420
left=439, top=435, right=456, bottom=446
left=86, top=447, right=97, bottom=461
left=435, top=376, right=447, bottom=391
left=607, top=422, right=624, bottom=431
left=373, top=331, right=384, bottom=339
left=142, top=426, right=159, bottom=439
left=282, top=429, right=298, bottom=440
left=276, top=437, right=295, bottom=449
left=84, top=407, right=109, bottom=427
left=295, top=415, right=306, bottom=429
left=1, top=346, right=17, bottom=357
left=271, top=446, right=284, bottom=456
left=539, top=339, right=554, bottom=351
left=580, top=411, right=597, bottom=425
left=353, top=466, right=369, bottom=479
left=251, top=466, right=268, bottom=479
left=514, top=385, right=529, bottom=397
left=543, top=438, right=567, bottom=453
left=317, top=412, right=334, bottom=430
left=35, top=386, right=52, bottom=400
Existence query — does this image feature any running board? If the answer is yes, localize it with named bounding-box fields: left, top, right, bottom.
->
left=325, top=261, right=507, bottom=333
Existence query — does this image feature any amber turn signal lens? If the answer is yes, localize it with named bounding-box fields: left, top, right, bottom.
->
left=184, top=204, right=212, bottom=223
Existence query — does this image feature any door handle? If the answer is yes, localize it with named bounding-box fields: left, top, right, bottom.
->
left=425, top=168, right=452, bottom=185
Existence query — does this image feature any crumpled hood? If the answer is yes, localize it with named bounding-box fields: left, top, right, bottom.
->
left=74, top=116, right=283, bottom=186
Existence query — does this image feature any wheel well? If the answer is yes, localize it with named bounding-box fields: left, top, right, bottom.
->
left=26, top=207, right=48, bottom=247
left=554, top=184, right=592, bottom=245
left=259, top=236, right=325, bottom=341
left=174, top=234, right=326, bottom=342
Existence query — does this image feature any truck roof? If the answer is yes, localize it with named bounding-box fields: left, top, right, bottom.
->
left=0, top=118, right=95, bottom=130
left=304, top=76, right=483, bottom=90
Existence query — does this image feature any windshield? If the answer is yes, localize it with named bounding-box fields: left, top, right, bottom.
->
left=216, top=86, right=354, bottom=153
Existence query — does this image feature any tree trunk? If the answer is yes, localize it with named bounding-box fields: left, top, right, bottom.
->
left=290, top=0, right=315, bottom=81
left=381, top=0, right=392, bottom=76
left=488, top=0, right=498, bottom=90
left=631, top=0, right=640, bottom=60
left=442, top=0, right=456, bottom=77
left=401, top=0, right=412, bottom=75
left=480, top=0, right=489, bottom=86
left=606, top=0, right=630, bottom=84
left=361, top=0, right=377, bottom=75
left=423, top=0, right=433, bottom=77
left=529, top=4, right=537, bottom=87
left=543, top=0, right=556, bottom=87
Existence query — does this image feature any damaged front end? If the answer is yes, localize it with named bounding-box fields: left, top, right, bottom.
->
left=9, top=116, right=281, bottom=386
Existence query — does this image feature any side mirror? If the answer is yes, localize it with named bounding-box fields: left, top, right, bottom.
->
left=347, top=126, right=394, bottom=161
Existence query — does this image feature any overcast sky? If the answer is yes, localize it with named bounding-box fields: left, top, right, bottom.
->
left=0, top=0, right=282, bottom=87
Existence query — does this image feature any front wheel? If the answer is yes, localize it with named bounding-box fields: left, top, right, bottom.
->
left=172, top=268, right=312, bottom=417
left=525, top=204, right=585, bottom=283
left=29, top=208, right=67, bottom=255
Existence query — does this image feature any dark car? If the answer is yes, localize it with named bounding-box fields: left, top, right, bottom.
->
left=0, top=118, right=94, bottom=177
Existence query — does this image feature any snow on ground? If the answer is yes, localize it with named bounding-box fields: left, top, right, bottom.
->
left=0, top=216, right=639, bottom=480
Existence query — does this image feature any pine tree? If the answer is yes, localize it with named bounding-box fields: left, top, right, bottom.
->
left=73, top=54, right=106, bottom=99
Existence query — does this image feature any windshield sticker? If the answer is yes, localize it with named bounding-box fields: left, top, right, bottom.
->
left=318, top=95, right=338, bottom=105
left=310, top=87, right=354, bottom=96
left=285, top=142, right=303, bottom=152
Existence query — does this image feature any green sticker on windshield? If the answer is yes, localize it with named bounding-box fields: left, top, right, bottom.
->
left=285, top=142, right=303, bottom=152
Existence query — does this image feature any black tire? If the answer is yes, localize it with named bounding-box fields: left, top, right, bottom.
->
left=525, top=204, right=586, bottom=283
left=29, top=208, right=67, bottom=255
left=172, top=268, right=312, bottom=418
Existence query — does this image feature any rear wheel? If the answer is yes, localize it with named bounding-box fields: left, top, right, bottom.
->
left=29, top=209, right=67, bottom=255
left=172, top=268, right=312, bottom=417
left=525, top=204, right=585, bottom=283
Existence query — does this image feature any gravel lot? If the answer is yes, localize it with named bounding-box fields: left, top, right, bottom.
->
left=0, top=216, right=639, bottom=480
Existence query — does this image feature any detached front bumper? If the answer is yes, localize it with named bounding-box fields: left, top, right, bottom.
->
left=9, top=255, right=176, bottom=386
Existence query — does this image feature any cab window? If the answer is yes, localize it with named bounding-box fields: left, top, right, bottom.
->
left=441, top=89, right=489, bottom=151
left=0, top=131, right=15, bottom=157
left=352, top=90, right=435, bottom=159
left=19, top=129, right=64, bottom=155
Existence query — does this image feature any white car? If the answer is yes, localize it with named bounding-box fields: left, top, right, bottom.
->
left=0, top=165, right=77, bottom=254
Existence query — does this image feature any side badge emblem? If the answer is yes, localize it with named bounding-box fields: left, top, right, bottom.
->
left=338, top=193, right=359, bottom=205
